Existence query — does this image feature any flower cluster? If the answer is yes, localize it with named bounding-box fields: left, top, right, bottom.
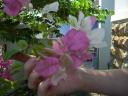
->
left=34, top=29, right=91, bottom=86
left=0, top=55, right=13, bottom=80
left=33, top=11, right=106, bottom=85
left=34, top=28, right=91, bottom=77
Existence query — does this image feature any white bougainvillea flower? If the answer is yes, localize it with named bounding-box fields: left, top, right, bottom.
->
left=68, top=11, right=107, bottom=48
left=88, top=28, right=107, bottom=48
left=42, top=2, right=59, bottom=22
left=42, top=2, right=59, bottom=15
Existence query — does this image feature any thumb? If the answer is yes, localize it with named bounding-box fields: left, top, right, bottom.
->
left=60, top=54, right=75, bottom=72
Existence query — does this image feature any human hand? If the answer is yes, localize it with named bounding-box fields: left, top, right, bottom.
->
left=24, top=52, right=84, bottom=96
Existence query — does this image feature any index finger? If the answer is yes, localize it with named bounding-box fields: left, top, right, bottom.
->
left=24, top=57, right=37, bottom=78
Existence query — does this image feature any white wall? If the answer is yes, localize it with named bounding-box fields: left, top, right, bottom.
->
left=112, top=0, right=128, bottom=21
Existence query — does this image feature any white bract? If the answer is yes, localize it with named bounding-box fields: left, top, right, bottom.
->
left=68, top=11, right=107, bottom=48
left=42, top=2, right=59, bottom=21
left=42, top=2, right=59, bottom=15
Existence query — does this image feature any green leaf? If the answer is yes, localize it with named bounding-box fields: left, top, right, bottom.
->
left=3, top=48, right=20, bottom=60
left=32, top=44, right=45, bottom=56
left=41, top=39, right=52, bottom=48
left=38, top=23, right=48, bottom=32
left=16, top=40, right=28, bottom=50
left=11, top=61, right=23, bottom=75
left=0, top=78, right=15, bottom=96
left=10, top=61, right=25, bottom=83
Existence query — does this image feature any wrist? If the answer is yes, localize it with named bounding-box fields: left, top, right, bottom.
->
left=77, top=68, right=98, bottom=92
left=76, top=68, right=88, bottom=91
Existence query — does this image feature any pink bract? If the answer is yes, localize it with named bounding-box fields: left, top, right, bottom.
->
left=1, top=70, right=12, bottom=80
left=3, top=0, right=30, bottom=16
left=52, top=39, right=68, bottom=56
left=52, top=29, right=91, bottom=68
left=62, top=29, right=89, bottom=52
left=35, top=29, right=92, bottom=77
left=34, top=57, right=60, bottom=78
left=0, top=55, right=13, bottom=80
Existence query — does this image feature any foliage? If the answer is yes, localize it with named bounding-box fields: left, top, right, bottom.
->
left=0, top=78, right=15, bottom=96
left=0, top=0, right=113, bottom=42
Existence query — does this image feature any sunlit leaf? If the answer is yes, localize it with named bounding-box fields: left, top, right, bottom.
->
left=16, top=40, right=28, bottom=50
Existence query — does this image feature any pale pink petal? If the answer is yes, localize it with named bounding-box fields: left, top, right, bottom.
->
left=52, top=40, right=64, bottom=55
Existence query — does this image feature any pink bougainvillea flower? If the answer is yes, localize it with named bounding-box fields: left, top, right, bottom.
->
left=3, top=0, right=31, bottom=16
left=62, top=29, right=89, bottom=52
left=3, top=0, right=22, bottom=16
left=53, top=29, right=89, bottom=52
left=52, top=39, right=65, bottom=56
left=34, top=57, right=60, bottom=78
left=0, top=55, right=13, bottom=80
left=1, top=70, right=12, bottom=80
left=34, top=25, right=92, bottom=86
left=52, top=28, right=91, bottom=68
